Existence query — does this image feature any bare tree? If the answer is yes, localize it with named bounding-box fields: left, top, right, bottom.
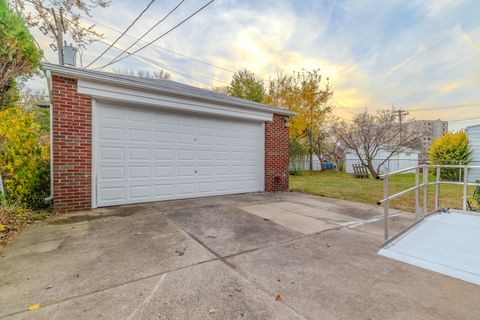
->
left=329, top=140, right=345, bottom=172
left=333, top=108, right=422, bottom=177
left=9, top=0, right=109, bottom=51
left=113, top=69, right=171, bottom=80
left=17, top=82, right=49, bottom=110
left=311, top=124, right=332, bottom=171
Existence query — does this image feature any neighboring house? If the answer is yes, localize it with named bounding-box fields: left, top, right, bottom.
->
left=42, top=63, right=295, bottom=211
left=467, top=124, right=480, bottom=182
left=345, top=148, right=420, bottom=175
left=414, top=119, right=448, bottom=162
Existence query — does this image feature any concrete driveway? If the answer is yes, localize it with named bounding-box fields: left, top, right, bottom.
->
left=1, top=192, right=479, bottom=319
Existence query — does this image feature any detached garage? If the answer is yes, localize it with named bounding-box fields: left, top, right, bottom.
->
left=43, top=63, right=294, bottom=211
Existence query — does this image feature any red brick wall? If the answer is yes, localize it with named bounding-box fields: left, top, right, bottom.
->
left=51, top=75, right=92, bottom=211
left=265, top=114, right=290, bottom=192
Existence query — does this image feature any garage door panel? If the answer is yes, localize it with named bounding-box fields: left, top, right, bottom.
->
left=177, top=149, right=195, bottom=160
left=128, top=166, right=150, bottom=179
left=100, top=104, right=124, bottom=120
left=100, top=126, right=124, bottom=141
left=153, top=130, right=175, bottom=144
left=176, top=183, right=195, bottom=195
left=101, top=187, right=125, bottom=202
left=128, top=147, right=150, bottom=160
left=154, top=165, right=175, bottom=177
left=129, top=185, right=151, bottom=199
left=128, top=128, right=150, bottom=143
left=100, top=166, right=125, bottom=180
left=177, top=165, right=195, bottom=177
left=154, top=148, right=175, bottom=160
left=129, top=109, right=151, bottom=122
left=96, top=104, right=264, bottom=207
left=100, top=146, right=124, bottom=160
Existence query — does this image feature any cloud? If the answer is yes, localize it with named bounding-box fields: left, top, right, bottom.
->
left=386, top=51, right=423, bottom=75
left=439, top=81, right=464, bottom=94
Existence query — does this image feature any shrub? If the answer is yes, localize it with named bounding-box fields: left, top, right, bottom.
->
left=0, top=0, right=42, bottom=108
left=0, top=107, right=50, bottom=209
left=428, top=131, right=472, bottom=181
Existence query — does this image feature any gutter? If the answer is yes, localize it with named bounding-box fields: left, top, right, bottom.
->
left=43, top=69, right=54, bottom=203
left=41, top=63, right=297, bottom=117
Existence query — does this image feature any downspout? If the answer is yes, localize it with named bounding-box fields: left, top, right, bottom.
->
left=44, top=69, right=54, bottom=203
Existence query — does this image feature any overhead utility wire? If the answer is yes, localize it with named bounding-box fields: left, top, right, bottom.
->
left=94, top=39, right=226, bottom=86
left=81, top=16, right=235, bottom=73
left=23, top=0, right=231, bottom=74
left=405, top=103, right=480, bottom=112
left=85, top=0, right=156, bottom=68
left=51, top=10, right=229, bottom=85
left=448, top=116, right=480, bottom=123
left=96, top=0, right=216, bottom=69
left=99, top=0, right=186, bottom=70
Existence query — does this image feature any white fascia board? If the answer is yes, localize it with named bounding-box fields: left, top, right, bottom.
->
left=78, top=79, right=272, bottom=122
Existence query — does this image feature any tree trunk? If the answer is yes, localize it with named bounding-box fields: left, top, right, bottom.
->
left=366, top=160, right=378, bottom=177
left=309, top=151, right=313, bottom=171
left=308, top=129, right=313, bottom=171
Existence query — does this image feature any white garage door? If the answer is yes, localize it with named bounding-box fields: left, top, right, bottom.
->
left=94, top=102, right=264, bottom=207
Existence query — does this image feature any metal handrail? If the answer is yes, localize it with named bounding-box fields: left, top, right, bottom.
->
left=377, top=164, right=480, bottom=241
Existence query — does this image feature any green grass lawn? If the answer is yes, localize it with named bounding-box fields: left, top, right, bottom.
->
left=290, top=171, right=477, bottom=213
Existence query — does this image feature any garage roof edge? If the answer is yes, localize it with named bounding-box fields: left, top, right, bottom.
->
left=42, top=63, right=296, bottom=117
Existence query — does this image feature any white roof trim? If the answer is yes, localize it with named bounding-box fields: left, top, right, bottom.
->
left=42, top=63, right=296, bottom=117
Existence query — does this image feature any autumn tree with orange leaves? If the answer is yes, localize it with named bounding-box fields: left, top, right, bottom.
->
left=264, top=69, right=333, bottom=170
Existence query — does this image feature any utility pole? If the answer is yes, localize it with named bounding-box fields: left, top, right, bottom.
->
left=52, top=8, right=65, bottom=65
left=391, top=105, right=409, bottom=141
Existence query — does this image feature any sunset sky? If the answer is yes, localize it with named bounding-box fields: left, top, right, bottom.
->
left=28, top=0, right=480, bottom=131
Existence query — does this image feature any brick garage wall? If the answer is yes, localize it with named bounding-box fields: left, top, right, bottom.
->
left=51, top=75, right=92, bottom=211
left=265, top=114, right=290, bottom=191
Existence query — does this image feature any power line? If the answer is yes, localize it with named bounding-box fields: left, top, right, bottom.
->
left=53, top=9, right=230, bottom=85
left=85, top=0, right=156, bottom=68
left=405, top=103, right=480, bottom=112
left=99, top=0, right=186, bottom=70
left=448, top=116, right=480, bottom=123
left=81, top=16, right=235, bottom=73
left=96, top=0, right=216, bottom=69
left=95, top=38, right=228, bottom=86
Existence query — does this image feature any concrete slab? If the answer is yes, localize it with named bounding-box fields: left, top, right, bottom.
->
left=226, top=228, right=480, bottom=320
left=242, top=204, right=339, bottom=234
left=166, top=206, right=302, bottom=257
left=266, top=201, right=361, bottom=225
left=279, top=192, right=387, bottom=219
left=5, top=261, right=301, bottom=320
left=1, top=192, right=478, bottom=320
left=0, top=204, right=214, bottom=317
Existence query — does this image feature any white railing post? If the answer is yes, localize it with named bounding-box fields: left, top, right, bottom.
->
left=435, top=167, right=440, bottom=211
left=463, top=165, right=469, bottom=211
left=415, top=166, right=420, bottom=218
left=423, top=164, right=429, bottom=215
left=383, top=174, right=389, bottom=240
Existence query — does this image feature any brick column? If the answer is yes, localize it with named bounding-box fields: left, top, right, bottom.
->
left=264, top=114, right=290, bottom=192
left=51, top=75, right=92, bottom=211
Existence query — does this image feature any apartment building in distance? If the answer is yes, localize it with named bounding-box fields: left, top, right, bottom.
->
left=416, top=119, right=448, bottom=162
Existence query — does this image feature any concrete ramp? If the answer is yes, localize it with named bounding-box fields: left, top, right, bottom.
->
left=379, top=210, right=480, bottom=285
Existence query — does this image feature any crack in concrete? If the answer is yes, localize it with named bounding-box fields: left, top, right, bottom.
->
left=0, top=257, right=218, bottom=319
left=165, top=215, right=313, bottom=320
